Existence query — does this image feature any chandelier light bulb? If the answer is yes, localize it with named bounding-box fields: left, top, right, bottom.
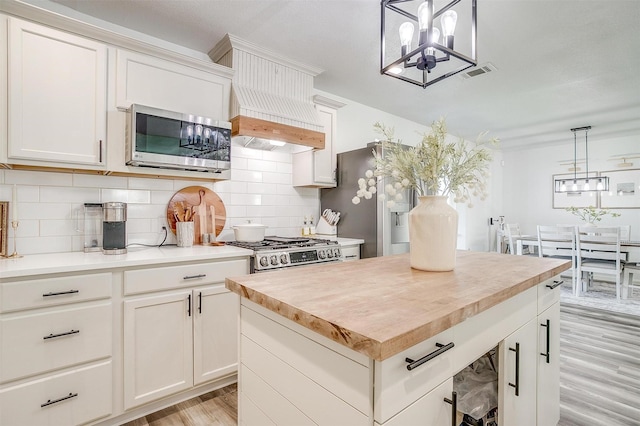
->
left=572, top=181, right=578, bottom=192
left=560, top=181, right=567, bottom=192
left=417, top=1, right=432, bottom=31
left=596, top=179, right=604, bottom=190
left=441, top=10, right=458, bottom=36
left=431, top=27, right=440, bottom=44
left=399, top=22, right=414, bottom=48
left=583, top=180, right=590, bottom=191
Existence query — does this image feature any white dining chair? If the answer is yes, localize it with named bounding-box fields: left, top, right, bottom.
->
left=623, top=263, right=640, bottom=299
left=537, top=225, right=576, bottom=295
left=506, top=223, right=532, bottom=255
left=575, top=226, right=625, bottom=301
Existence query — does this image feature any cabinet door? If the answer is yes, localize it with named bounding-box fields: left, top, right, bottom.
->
left=8, top=18, right=107, bottom=167
left=123, top=291, right=193, bottom=409
left=499, top=318, right=537, bottom=426
left=376, top=378, right=453, bottom=426
left=193, top=284, right=239, bottom=385
left=116, top=49, right=230, bottom=120
left=537, top=301, right=560, bottom=426
left=313, top=104, right=336, bottom=185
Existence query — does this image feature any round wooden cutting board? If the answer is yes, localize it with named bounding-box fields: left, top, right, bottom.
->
left=166, top=186, right=226, bottom=244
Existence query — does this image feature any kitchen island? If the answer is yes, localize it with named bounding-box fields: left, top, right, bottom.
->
left=226, top=250, right=571, bottom=425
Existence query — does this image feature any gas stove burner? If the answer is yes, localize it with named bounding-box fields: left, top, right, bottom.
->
left=227, top=236, right=342, bottom=272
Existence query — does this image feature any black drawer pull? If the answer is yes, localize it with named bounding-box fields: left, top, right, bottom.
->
left=43, top=289, right=79, bottom=297
left=345, top=255, right=358, bottom=259
left=546, top=280, right=563, bottom=290
left=540, top=319, right=550, bottom=364
left=183, top=274, right=206, bottom=280
left=509, top=342, right=520, bottom=396
left=443, top=391, right=457, bottom=426
left=41, top=392, right=78, bottom=408
left=405, top=342, right=455, bottom=371
left=43, top=329, right=80, bottom=340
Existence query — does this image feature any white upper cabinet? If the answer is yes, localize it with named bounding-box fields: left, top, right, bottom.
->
left=7, top=17, right=107, bottom=168
left=116, top=49, right=231, bottom=120
left=292, top=95, right=345, bottom=188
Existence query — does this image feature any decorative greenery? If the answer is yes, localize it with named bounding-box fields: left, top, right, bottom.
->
left=565, top=206, right=620, bottom=224
left=351, top=118, right=498, bottom=208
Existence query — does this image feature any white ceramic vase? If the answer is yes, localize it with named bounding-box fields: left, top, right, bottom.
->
left=176, top=221, right=194, bottom=247
left=409, top=195, right=458, bottom=271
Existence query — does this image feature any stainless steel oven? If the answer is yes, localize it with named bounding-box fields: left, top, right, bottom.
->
left=226, top=237, right=342, bottom=273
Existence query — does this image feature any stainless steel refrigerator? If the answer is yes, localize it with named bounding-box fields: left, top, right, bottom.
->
left=320, top=142, right=414, bottom=258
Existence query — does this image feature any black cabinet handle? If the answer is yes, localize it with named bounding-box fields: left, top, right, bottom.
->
left=198, top=292, right=202, bottom=314
left=41, top=392, right=78, bottom=408
left=443, top=391, right=457, bottom=426
left=183, top=274, right=206, bottom=280
left=405, top=342, right=455, bottom=371
left=345, top=255, right=358, bottom=259
left=99, top=139, right=103, bottom=163
left=540, top=319, right=550, bottom=364
left=43, top=329, right=80, bottom=340
left=187, top=294, right=191, bottom=317
left=509, top=342, right=520, bottom=396
left=546, top=280, right=563, bottom=290
left=43, top=289, right=79, bottom=297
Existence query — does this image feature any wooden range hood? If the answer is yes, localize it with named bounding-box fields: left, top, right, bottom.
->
left=231, top=115, right=325, bottom=150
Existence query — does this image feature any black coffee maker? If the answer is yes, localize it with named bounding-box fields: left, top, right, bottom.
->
left=103, top=202, right=127, bottom=254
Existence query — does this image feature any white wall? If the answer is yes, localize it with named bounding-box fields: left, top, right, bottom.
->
left=502, top=133, right=640, bottom=240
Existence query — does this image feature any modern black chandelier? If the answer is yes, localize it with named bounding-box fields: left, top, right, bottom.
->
left=380, top=0, right=477, bottom=88
left=554, top=126, right=610, bottom=193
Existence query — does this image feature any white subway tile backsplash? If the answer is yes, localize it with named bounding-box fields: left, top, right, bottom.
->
left=73, top=174, right=127, bottom=188
left=247, top=158, right=277, bottom=173
left=40, top=186, right=100, bottom=203
left=129, top=177, right=174, bottom=190
left=231, top=169, right=263, bottom=182
left=8, top=146, right=321, bottom=254
left=5, top=170, right=72, bottom=186
left=18, top=236, right=73, bottom=254
left=40, top=219, right=77, bottom=236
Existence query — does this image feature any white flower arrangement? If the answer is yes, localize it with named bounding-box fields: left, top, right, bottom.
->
left=352, top=118, right=497, bottom=208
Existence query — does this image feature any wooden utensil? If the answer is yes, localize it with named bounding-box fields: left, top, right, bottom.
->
left=166, top=186, right=226, bottom=244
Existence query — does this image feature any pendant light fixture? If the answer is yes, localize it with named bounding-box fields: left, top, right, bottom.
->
left=554, top=126, right=609, bottom=193
left=380, top=0, right=477, bottom=88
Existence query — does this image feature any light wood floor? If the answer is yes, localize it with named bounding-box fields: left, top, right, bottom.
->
left=124, top=303, right=640, bottom=426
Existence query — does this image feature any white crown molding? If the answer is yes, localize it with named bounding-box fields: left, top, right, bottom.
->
left=313, top=95, right=346, bottom=109
left=209, top=33, right=324, bottom=77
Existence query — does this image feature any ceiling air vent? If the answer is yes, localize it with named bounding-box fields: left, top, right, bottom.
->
left=460, top=62, right=497, bottom=79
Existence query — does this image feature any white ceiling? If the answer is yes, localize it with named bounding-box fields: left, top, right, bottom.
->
left=42, top=0, right=640, bottom=150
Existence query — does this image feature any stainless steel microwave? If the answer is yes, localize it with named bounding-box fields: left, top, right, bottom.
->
left=126, top=104, right=231, bottom=173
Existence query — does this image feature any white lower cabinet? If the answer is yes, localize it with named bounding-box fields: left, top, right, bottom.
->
left=123, top=284, right=239, bottom=409
left=537, top=280, right=561, bottom=426
left=0, top=272, right=113, bottom=426
left=340, top=244, right=361, bottom=262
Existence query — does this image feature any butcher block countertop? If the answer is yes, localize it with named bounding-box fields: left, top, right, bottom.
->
left=225, top=250, right=570, bottom=361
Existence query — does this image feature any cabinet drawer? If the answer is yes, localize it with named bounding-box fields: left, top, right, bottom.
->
left=537, top=276, right=562, bottom=313
left=1, top=302, right=112, bottom=383
left=1, top=272, right=112, bottom=313
left=374, top=327, right=456, bottom=424
left=341, top=245, right=360, bottom=261
left=124, top=259, right=248, bottom=295
left=0, top=360, right=112, bottom=426
left=453, top=285, right=537, bottom=372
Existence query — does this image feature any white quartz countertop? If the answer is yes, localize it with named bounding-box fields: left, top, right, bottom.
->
left=0, top=245, right=253, bottom=279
